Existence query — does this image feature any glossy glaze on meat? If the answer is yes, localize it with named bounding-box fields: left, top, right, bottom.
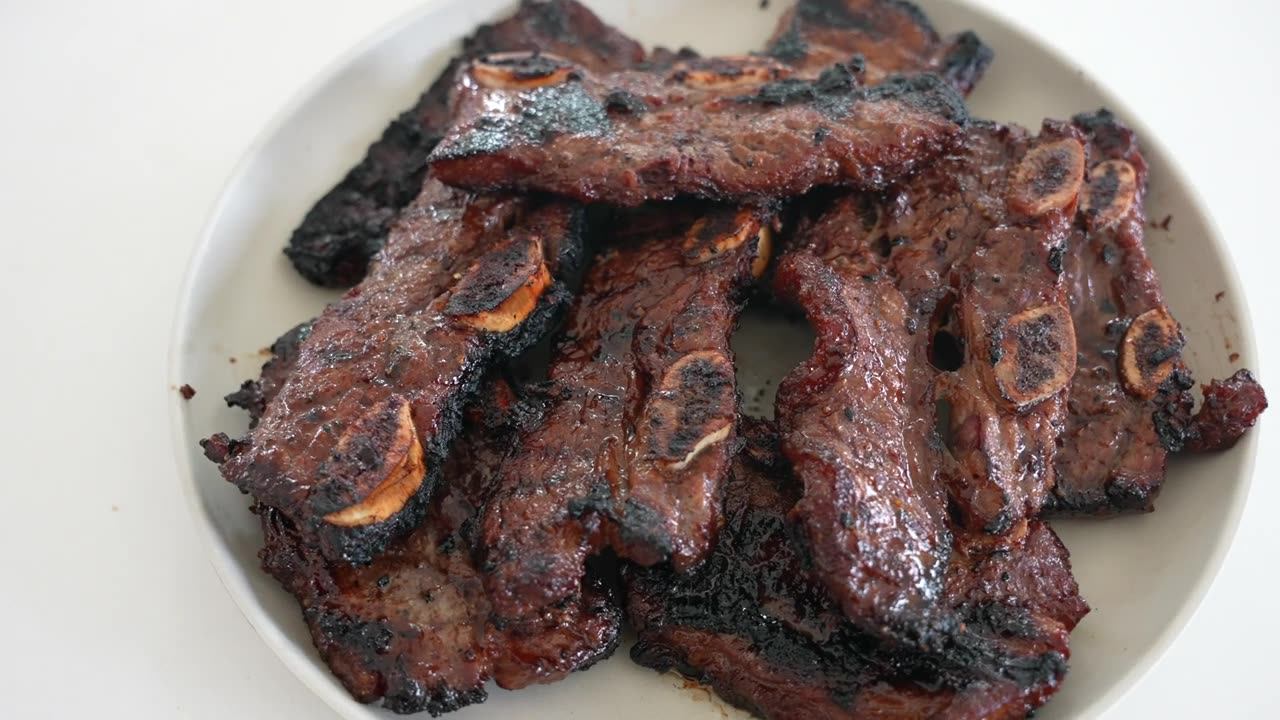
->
left=206, top=180, right=583, bottom=564
left=1045, top=111, right=1267, bottom=515
left=224, top=321, right=313, bottom=427
left=936, top=124, right=1085, bottom=533
left=1184, top=369, right=1268, bottom=452
left=772, top=250, right=953, bottom=631
left=1045, top=111, right=1191, bottom=515
left=766, top=0, right=993, bottom=95
left=773, top=123, right=1088, bottom=630
left=479, top=204, right=773, bottom=627
left=200, top=3, right=1268, bottom=716
left=429, top=53, right=968, bottom=205
left=284, top=0, right=645, bottom=287
left=627, top=421, right=1087, bottom=719
left=258, top=380, right=620, bottom=716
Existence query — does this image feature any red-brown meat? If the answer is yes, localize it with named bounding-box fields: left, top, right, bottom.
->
left=429, top=53, right=968, bottom=205
left=1184, top=369, right=1268, bottom=452
left=206, top=180, right=583, bottom=564
left=773, top=251, right=952, bottom=632
left=285, top=0, right=646, bottom=287
left=258, top=381, right=620, bottom=715
left=766, top=0, right=993, bottom=95
left=479, top=204, right=774, bottom=627
left=217, top=322, right=620, bottom=715
left=627, top=421, right=1087, bottom=719
left=773, top=123, right=1088, bottom=629
left=223, top=321, right=313, bottom=427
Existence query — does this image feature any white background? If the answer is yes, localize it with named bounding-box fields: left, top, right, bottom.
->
left=0, top=0, right=1275, bottom=717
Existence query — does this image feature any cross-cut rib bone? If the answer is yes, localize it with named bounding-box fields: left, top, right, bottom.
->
left=206, top=180, right=583, bottom=563
left=479, top=204, right=774, bottom=627
left=429, top=54, right=968, bottom=206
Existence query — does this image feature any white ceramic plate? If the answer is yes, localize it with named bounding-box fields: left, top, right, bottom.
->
left=170, top=1, right=1261, bottom=718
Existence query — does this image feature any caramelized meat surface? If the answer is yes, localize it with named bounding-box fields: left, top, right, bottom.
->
left=259, top=381, right=620, bottom=716
left=224, top=321, right=313, bottom=427
left=935, top=126, right=1084, bottom=533
left=479, top=204, right=773, bottom=627
left=767, top=0, right=992, bottom=94
left=206, top=180, right=583, bottom=564
left=1046, top=111, right=1195, bottom=515
left=773, top=252, right=952, bottom=630
left=1184, top=369, right=1268, bottom=452
left=627, top=422, right=1087, bottom=719
left=285, top=0, right=645, bottom=287
left=1047, top=111, right=1267, bottom=514
left=773, top=122, right=1087, bottom=625
left=429, top=54, right=968, bottom=205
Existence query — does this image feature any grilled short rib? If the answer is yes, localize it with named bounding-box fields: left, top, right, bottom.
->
left=934, top=125, right=1085, bottom=534
left=285, top=0, right=645, bottom=287
left=206, top=179, right=583, bottom=564
left=772, top=121, right=1087, bottom=637
left=428, top=53, right=968, bottom=205
left=1048, top=110, right=1267, bottom=515
left=479, top=204, right=773, bottom=627
left=627, top=421, right=1087, bottom=720
left=259, top=377, right=620, bottom=715
left=766, top=0, right=993, bottom=95
left=220, top=332, right=619, bottom=714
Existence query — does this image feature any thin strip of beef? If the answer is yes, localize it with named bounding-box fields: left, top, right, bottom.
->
left=259, top=380, right=620, bottom=716
left=285, top=0, right=645, bottom=287
left=428, top=53, right=968, bottom=206
left=773, top=251, right=953, bottom=634
left=1046, top=111, right=1264, bottom=515
left=773, top=122, right=1087, bottom=630
left=803, top=122, right=1084, bottom=530
left=205, top=179, right=584, bottom=564
left=766, top=0, right=993, bottom=94
left=479, top=204, right=774, bottom=627
left=1045, top=109, right=1184, bottom=515
left=935, top=124, right=1084, bottom=533
left=627, top=421, right=1087, bottom=720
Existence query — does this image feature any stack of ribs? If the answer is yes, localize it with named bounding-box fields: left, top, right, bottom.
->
left=202, top=1, right=1267, bottom=717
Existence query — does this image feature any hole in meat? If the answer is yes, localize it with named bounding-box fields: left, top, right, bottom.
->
left=934, top=398, right=954, bottom=448
left=930, top=330, right=964, bottom=372
left=732, top=294, right=816, bottom=419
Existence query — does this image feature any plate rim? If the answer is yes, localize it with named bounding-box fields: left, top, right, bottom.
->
left=167, top=1, right=1263, bottom=718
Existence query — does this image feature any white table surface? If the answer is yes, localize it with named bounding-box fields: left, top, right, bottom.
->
left=1, top=0, right=1274, bottom=717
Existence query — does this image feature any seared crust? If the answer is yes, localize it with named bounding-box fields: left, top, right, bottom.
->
left=259, top=381, right=620, bottom=716
left=207, top=180, right=584, bottom=564
left=224, top=321, right=313, bottom=427
left=1183, top=369, right=1268, bottom=452
left=1045, top=110, right=1198, bottom=516
left=773, top=252, right=952, bottom=630
left=774, top=122, right=1086, bottom=604
left=204, top=2, right=1268, bottom=714
left=479, top=204, right=774, bottom=626
left=939, top=125, right=1084, bottom=534
left=429, top=54, right=968, bottom=205
left=766, top=0, right=993, bottom=94
left=627, top=422, right=1087, bottom=719
left=284, top=0, right=645, bottom=287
